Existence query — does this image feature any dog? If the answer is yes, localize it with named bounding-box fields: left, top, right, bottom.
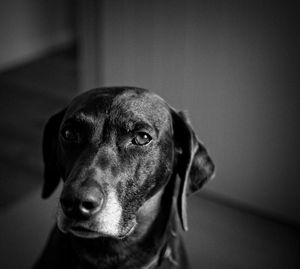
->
left=34, top=87, right=215, bottom=269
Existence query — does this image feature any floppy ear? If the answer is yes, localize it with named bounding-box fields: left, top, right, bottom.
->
left=42, top=109, right=66, bottom=199
left=172, top=110, right=215, bottom=231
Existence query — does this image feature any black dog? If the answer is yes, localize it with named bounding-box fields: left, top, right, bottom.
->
left=34, top=87, right=215, bottom=269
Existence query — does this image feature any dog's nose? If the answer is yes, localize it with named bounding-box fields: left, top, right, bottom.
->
left=79, top=193, right=102, bottom=216
left=60, top=187, right=103, bottom=220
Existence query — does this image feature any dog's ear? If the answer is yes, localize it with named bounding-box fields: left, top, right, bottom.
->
left=42, top=109, right=66, bottom=199
left=172, top=110, right=215, bottom=231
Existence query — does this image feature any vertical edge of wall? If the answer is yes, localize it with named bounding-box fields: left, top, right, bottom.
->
left=77, top=0, right=102, bottom=92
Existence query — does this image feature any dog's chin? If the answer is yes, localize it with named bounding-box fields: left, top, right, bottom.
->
left=58, top=219, right=137, bottom=240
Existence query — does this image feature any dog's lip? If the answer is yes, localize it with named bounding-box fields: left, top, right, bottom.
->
left=118, top=220, right=137, bottom=239
left=68, top=220, right=137, bottom=240
left=69, top=225, right=101, bottom=239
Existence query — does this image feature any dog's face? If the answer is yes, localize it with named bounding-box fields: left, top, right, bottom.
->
left=43, top=87, right=215, bottom=240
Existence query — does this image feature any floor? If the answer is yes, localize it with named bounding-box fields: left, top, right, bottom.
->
left=0, top=48, right=299, bottom=269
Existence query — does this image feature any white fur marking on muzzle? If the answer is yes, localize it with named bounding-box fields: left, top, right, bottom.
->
left=96, top=188, right=122, bottom=236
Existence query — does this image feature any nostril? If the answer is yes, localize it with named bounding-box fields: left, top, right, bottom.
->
left=79, top=196, right=102, bottom=216
left=80, top=200, right=99, bottom=214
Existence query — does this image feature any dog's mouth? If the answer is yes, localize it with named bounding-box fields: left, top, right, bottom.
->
left=68, top=220, right=137, bottom=240
left=69, top=226, right=101, bottom=239
left=118, top=220, right=137, bottom=239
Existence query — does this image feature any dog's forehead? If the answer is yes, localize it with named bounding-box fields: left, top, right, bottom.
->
left=65, top=88, right=171, bottom=128
left=111, top=91, right=170, bottom=126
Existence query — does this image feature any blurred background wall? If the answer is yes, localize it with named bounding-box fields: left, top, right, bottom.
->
left=78, top=0, right=300, bottom=224
left=0, top=0, right=74, bottom=71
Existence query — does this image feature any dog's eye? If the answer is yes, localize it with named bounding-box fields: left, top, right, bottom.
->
left=132, top=132, right=152, bottom=146
left=61, top=128, right=81, bottom=143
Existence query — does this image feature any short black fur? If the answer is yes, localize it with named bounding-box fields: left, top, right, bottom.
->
left=34, top=87, right=215, bottom=269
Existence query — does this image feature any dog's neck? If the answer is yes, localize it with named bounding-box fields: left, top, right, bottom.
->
left=70, top=174, right=179, bottom=269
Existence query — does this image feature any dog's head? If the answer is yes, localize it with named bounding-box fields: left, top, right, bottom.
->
left=43, top=87, right=215, bottom=239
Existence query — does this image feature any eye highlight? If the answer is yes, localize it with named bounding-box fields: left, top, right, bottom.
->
left=61, top=127, right=81, bottom=144
left=132, top=132, right=152, bottom=146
